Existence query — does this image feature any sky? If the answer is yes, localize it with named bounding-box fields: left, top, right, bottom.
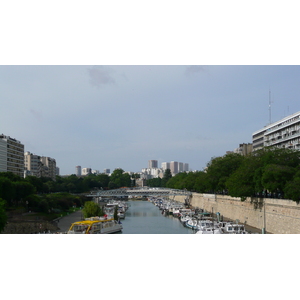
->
left=1, top=1, right=300, bottom=177
left=1, top=65, right=300, bottom=175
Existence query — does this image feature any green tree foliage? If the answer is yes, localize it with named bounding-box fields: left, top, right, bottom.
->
left=0, top=177, right=14, bottom=206
left=0, top=198, right=7, bottom=233
left=114, top=205, right=118, bottom=221
left=261, top=164, right=295, bottom=195
left=284, top=170, right=300, bottom=202
left=109, top=169, right=131, bottom=188
left=226, top=148, right=300, bottom=200
left=147, top=177, right=162, bottom=187
left=13, top=181, right=36, bottom=204
left=205, top=153, right=245, bottom=192
left=82, top=201, right=102, bottom=218
left=161, top=169, right=172, bottom=187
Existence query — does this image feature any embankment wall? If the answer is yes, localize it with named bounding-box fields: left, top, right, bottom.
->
left=173, top=193, right=300, bottom=234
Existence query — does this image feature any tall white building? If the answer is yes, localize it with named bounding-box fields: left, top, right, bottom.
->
left=184, top=163, right=189, bottom=172
left=75, top=166, right=81, bottom=176
left=0, top=134, right=24, bottom=177
left=253, top=110, right=300, bottom=151
left=82, top=168, right=92, bottom=176
left=161, top=162, right=170, bottom=171
left=170, top=161, right=178, bottom=175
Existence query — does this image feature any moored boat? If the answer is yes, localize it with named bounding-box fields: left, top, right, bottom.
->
left=67, top=216, right=123, bottom=234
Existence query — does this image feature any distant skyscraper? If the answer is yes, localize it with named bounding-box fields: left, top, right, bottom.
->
left=148, top=160, right=158, bottom=169
left=179, top=162, right=184, bottom=173
left=161, top=162, right=170, bottom=171
left=75, top=166, right=81, bottom=176
left=82, top=168, right=92, bottom=176
left=170, top=161, right=178, bottom=175
left=184, top=163, right=189, bottom=172
left=104, top=169, right=110, bottom=174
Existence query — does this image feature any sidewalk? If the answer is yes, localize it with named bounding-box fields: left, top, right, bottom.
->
left=55, top=210, right=83, bottom=233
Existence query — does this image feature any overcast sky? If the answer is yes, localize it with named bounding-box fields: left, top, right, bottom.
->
left=1, top=1, right=300, bottom=175
left=1, top=65, right=300, bottom=175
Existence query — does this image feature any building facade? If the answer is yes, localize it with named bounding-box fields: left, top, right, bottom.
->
left=24, top=152, right=43, bottom=177
left=161, top=162, right=170, bottom=171
left=148, top=160, right=158, bottom=169
left=0, top=134, right=24, bottom=177
left=75, top=166, right=81, bottom=176
left=252, top=111, right=300, bottom=151
left=170, top=161, right=179, bottom=175
left=104, top=169, right=110, bottom=175
left=40, top=156, right=56, bottom=181
left=82, top=168, right=92, bottom=176
left=24, top=152, right=57, bottom=180
left=234, top=143, right=253, bottom=155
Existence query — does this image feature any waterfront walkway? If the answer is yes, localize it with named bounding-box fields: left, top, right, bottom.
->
left=56, top=210, right=83, bottom=233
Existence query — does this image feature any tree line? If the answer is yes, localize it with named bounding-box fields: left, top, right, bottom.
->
left=148, top=147, right=300, bottom=202
left=0, top=168, right=136, bottom=232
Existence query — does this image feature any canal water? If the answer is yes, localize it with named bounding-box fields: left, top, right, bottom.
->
left=121, top=200, right=192, bottom=234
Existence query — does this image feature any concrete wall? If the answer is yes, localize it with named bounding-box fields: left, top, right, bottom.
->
left=173, top=193, right=300, bottom=234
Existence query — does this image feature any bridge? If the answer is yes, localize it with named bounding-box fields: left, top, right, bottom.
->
left=86, top=187, right=192, bottom=199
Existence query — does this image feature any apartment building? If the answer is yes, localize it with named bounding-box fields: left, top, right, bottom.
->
left=234, top=143, right=253, bottom=155
left=75, top=165, right=81, bottom=176
left=252, top=111, right=300, bottom=151
left=24, top=152, right=42, bottom=177
left=0, top=134, right=24, bottom=177
left=161, top=162, right=170, bottom=171
left=170, top=161, right=179, bottom=175
left=82, top=168, right=92, bottom=176
left=40, top=156, right=56, bottom=180
left=148, top=160, right=158, bottom=169
left=25, top=152, right=57, bottom=181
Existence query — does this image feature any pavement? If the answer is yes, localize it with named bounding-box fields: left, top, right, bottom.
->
left=55, top=210, right=84, bottom=233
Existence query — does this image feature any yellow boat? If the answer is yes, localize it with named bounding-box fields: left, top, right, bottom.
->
left=67, top=216, right=123, bottom=234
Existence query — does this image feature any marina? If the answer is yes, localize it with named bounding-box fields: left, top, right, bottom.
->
left=54, top=196, right=262, bottom=234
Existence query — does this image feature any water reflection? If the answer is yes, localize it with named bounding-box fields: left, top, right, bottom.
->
left=121, top=200, right=191, bottom=234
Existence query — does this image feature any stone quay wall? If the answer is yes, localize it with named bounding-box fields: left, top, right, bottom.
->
left=173, top=193, right=300, bottom=234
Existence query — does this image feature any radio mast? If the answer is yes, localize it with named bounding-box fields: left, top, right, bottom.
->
left=269, top=89, right=273, bottom=124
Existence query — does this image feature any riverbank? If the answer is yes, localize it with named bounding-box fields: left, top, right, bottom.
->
left=1, top=210, right=83, bottom=234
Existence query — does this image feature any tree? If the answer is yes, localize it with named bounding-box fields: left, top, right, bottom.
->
left=0, top=177, right=14, bottom=206
left=0, top=198, right=7, bottom=233
left=82, top=201, right=102, bottom=218
left=284, top=169, right=300, bottom=202
left=205, top=153, right=245, bottom=193
left=114, top=206, right=118, bottom=221
left=109, top=168, right=131, bottom=188
left=161, top=169, right=172, bottom=187
left=261, top=164, right=294, bottom=196
left=13, top=181, right=36, bottom=204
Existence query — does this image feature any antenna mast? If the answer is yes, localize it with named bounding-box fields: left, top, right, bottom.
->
left=269, top=89, right=273, bottom=124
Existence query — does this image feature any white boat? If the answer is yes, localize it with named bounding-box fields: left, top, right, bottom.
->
left=222, top=223, right=248, bottom=234
left=196, top=227, right=223, bottom=234
left=67, top=216, right=123, bottom=234
left=180, top=214, right=191, bottom=225
left=185, top=218, right=199, bottom=230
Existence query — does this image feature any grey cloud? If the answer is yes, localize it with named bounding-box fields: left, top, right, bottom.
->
left=87, top=66, right=116, bottom=87
left=185, top=65, right=205, bottom=76
left=30, top=109, right=43, bottom=121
